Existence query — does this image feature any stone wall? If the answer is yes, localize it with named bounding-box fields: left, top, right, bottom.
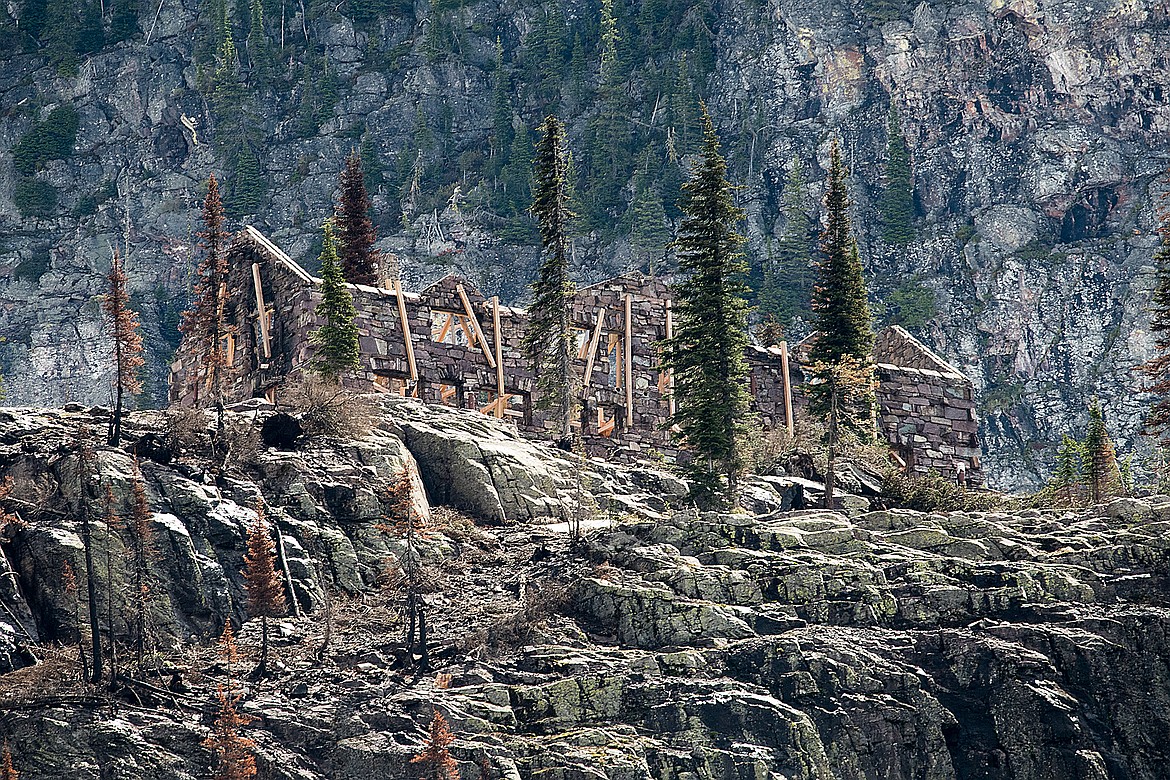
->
left=874, top=327, right=982, bottom=484
left=170, top=229, right=982, bottom=482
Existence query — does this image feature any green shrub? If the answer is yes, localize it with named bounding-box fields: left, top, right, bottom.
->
left=880, top=470, right=1001, bottom=513
left=882, top=278, right=938, bottom=332
left=13, top=248, right=51, bottom=283
left=14, top=177, right=58, bottom=217
left=72, top=179, right=118, bottom=217
left=11, top=104, right=80, bottom=175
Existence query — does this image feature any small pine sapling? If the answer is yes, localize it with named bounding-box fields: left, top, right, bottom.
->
left=203, top=685, right=257, bottom=780
left=410, top=711, right=458, bottom=780
left=127, top=461, right=157, bottom=669
left=241, top=502, right=287, bottom=677
left=1, top=740, right=16, bottom=780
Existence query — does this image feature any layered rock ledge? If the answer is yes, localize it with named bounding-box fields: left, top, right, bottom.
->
left=0, top=403, right=1167, bottom=779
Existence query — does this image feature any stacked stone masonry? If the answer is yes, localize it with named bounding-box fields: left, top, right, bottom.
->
left=168, top=228, right=983, bottom=484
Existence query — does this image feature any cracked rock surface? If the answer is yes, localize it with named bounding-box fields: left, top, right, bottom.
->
left=0, top=403, right=1168, bottom=778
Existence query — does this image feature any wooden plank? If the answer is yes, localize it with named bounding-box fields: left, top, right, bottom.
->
left=393, top=278, right=418, bottom=381
left=664, top=298, right=675, bottom=416
left=780, top=340, right=794, bottom=437
left=598, top=407, right=615, bottom=437
left=456, top=315, right=476, bottom=347
left=624, top=294, right=633, bottom=427
left=251, top=262, right=271, bottom=359
left=436, top=313, right=454, bottom=343
left=492, top=297, right=505, bottom=418
left=582, top=307, right=607, bottom=387
left=456, top=284, right=497, bottom=369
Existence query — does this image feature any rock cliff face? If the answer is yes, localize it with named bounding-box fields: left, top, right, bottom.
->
left=0, top=401, right=1169, bottom=778
left=1, top=0, right=1168, bottom=489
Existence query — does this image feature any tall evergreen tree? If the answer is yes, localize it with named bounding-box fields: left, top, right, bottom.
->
left=661, top=105, right=751, bottom=500
left=522, top=116, right=577, bottom=445
left=583, top=0, right=633, bottom=228
left=760, top=157, right=814, bottom=334
left=1140, top=193, right=1170, bottom=446
left=879, top=106, right=914, bottom=246
left=809, top=141, right=874, bottom=370
left=489, top=38, right=513, bottom=170
left=245, top=0, right=271, bottom=80
left=180, top=174, right=231, bottom=432
left=628, top=153, right=671, bottom=274
left=242, top=501, right=287, bottom=677
left=103, top=250, right=145, bottom=446
left=109, top=0, right=139, bottom=41
left=310, top=221, right=361, bottom=380
left=808, top=141, right=876, bottom=508
left=335, top=150, right=380, bottom=286
left=1083, top=397, right=1123, bottom=504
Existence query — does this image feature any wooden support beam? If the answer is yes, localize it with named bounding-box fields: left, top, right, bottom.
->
left=582, top=306, right=607, bottom=387
left=780, top=340, right=794, bottom=437
left=393, top=278, right=418, bottom=381
left=251, top=262, right=271, bottom=359
left=492, top=297, right=505, bottom=418
left=456, top=315, right=476, bottom=347
left=457, top=284, right=496, bottom=369
left=624, top=294, right=633, bottom=428
left=436, top=313, right=454, bottom=343
left=664, top=298, right=675, bottom=416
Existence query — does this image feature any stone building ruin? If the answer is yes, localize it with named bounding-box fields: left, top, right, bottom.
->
left=168, top=227, right=983, bottom=484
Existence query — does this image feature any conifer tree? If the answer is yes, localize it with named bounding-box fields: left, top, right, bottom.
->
left=879, top=106, right=914, bottom=246
left=203, top=686, right=257, bottom=780
left=1051, top=434, right=1085, bottom=506
left=245, top=0, right=271, bottom=80
left=583, top=0, right=633, bottom=228
left=1139, top=190, right=1170, bottom=446
left=808, top=141, right=876, bottom=508
left=410, top=711, right=458, bottom=780
left=809, top=142, right=874, bottom=369
left=522, top=116, right=577, bottom=445
left=109, top=0, right=139, bottom=41
left=310, top=221, right=361, bottom=380
left=1083, top=397, right=1123, bottom=504
left=759, top=157, right=813, bottom=334
left=628, top=154, right=671, bottom=275
left=101, top=484, right=124, bottom=684
left=1, top=739, right=16, bottom=780
left=661, top=105, right=751, bottom=500
left=127, top=461, right=157, bottom=668
left=335, top=150, right=380, bottom=286
left=103, top=250, right=145, bottom=447
left=377, top=470, right=432, bottom=669
left=489, top=38, right=513, bottom=171
left=75, top=429, right=103, bottom=684
left=242, top=502, right=287, bottom=677
left=180, top=174, right=231, bottom=432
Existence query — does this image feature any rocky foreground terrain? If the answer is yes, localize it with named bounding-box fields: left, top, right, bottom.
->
left=0, top=400, right=1169, bottom=778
